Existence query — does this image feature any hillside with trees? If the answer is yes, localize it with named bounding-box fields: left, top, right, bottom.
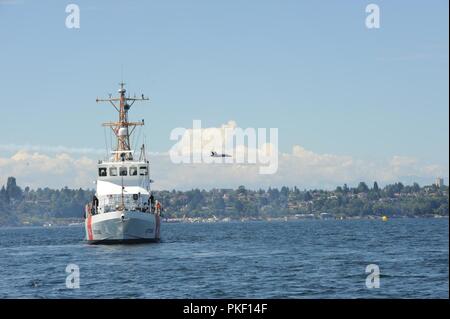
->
left=0, top=177, right=448, bottom=226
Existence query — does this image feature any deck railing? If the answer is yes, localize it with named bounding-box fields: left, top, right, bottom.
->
left=85, top=194, right=154, bottom=216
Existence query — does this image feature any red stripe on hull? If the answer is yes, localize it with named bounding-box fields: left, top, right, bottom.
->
left=87, top=215, right=93, bottom=240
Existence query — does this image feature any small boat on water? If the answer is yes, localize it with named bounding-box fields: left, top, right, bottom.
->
left=83, top=82, right=161, bottom=244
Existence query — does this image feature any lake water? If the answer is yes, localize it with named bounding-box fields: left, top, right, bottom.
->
left=0, top=218, right=448, bottom=298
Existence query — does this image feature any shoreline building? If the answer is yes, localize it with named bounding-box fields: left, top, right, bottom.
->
left=435, top=177, right=445, bottom=188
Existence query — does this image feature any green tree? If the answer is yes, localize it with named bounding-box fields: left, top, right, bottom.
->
left=237, top=185, right=247, bottom=196
left=304, top=191, right=313, bottom=201
left=0, top=186, right=9, bottom=204
left=280, top=186, right=289, bottom=198
left=6, top=177, right=22, bottom=199
left=357, top=182, right=369, bottom=193
left=373, top=181, right=379, bottom=192
left=213, top=197, right=225, bottom=210
left=343, top=184, right=349, bottom=194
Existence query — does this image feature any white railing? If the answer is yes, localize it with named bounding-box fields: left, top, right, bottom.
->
left=97, top=194, right=151, bottom=214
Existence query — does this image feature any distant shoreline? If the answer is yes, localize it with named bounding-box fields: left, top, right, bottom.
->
left=1, top=214, right=448, bottom=228
left=1, top=177, right=448, bottom=227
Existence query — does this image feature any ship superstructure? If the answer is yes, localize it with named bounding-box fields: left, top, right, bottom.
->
left=84, top=83, right=161, bottom=244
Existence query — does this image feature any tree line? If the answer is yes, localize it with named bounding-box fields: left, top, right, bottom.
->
left=0, top=177, right=448, bottom=226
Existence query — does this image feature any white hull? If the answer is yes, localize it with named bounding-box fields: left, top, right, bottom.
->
left=85, top=211, right=160, bottom=244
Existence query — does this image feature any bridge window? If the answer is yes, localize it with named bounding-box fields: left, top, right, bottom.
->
left=130, top=166, right=138, bottom=176
left=119, top=167, right=128, bottom=176
left=109, top=167, right=117, bottom=176
left=98, top=168, right=107, bottom=177
left=139, top=166, right=148, bottom=176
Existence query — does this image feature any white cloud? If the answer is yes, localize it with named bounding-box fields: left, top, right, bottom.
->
left=153, top=144, right=448, bottom=190
left=1, top=147, right=446, bottom=191
left=0, top=121, right=448, bottom=190
left=0, top=150, right=97, bottom=189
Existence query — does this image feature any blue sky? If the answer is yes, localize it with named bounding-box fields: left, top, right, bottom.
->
left=0, top=0, right=448, bottom=189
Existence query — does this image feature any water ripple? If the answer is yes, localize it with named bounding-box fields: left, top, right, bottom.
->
left=0, top=219, right=448, bottom=298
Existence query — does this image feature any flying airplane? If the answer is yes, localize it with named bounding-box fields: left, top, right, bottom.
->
left=211, top=151, right=231, bottom=158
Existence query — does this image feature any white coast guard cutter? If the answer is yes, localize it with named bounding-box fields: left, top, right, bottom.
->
left=84, top=83, right=161, bottom=244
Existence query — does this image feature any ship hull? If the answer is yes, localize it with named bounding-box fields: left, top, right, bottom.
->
left=85, top=211, right=160, bottom=244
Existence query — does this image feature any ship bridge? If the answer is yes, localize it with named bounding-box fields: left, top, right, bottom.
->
left=97, top=160, right=149, bottom=180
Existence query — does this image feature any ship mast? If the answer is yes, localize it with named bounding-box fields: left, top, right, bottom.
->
left=96, top=82, right=149, bottom=161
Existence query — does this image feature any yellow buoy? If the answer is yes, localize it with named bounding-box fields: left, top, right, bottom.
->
left=382, top=215, right=388, bottom=222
